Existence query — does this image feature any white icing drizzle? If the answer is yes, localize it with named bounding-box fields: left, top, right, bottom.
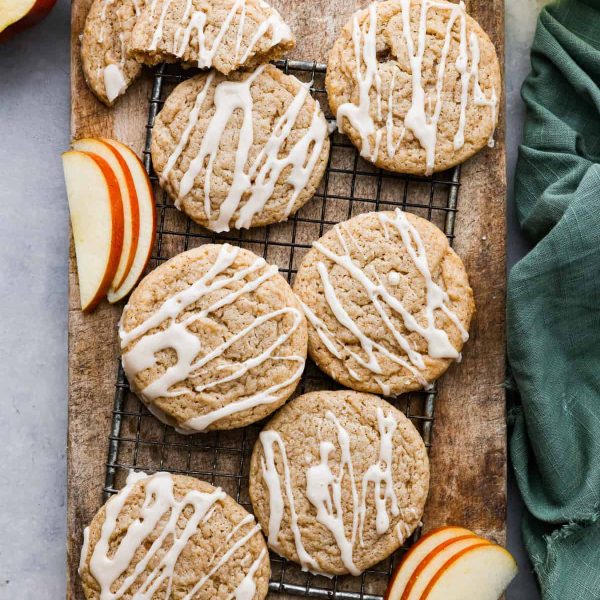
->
left=348, top=367, right=362, bottom=381
left=85, top=470, right=263, bottom=600
left=104, top=64, right=128, bottom=103
left=451, top=3, right=470, bottom=151
left=300, top=300, right=342, bottom=360
left=98, top=1, right=131, bottom=104
left=150, top=0, right=174, bottom=50
left=161, top=71, right=215, bottom=184
left=302, top=209, right=468, bottom=395
left=202, top=504, right=218, bottom=524
left=358, top=407, right=399, bottom=545
left=301, top=294, right=428, bottom=393
left=374, top=378, right=391, bottom=396
left=379, top=210, right=469, bottom=346
left=227, top=548, right=267, bottom=600
left=388, top=271, right=401, bottom=286
left=88, top=471, right=210, bottom=598
left=385, top=68, right=405, bottom=157
left=336, top=0, right=498, bottom=174
left=337, top=2, right=382, bottom=162
left=163, top=66, right=328, bottom=232
left=260, top=407, right=407, bottom=573
left=301, top=209, right=468, bottom=393
left=259, top=430, right=320, bottom=573
left=181, top=358, right=304, bottom=432
left=98, top=0, right=115, bottom=43
left=402, top=0, right=469, bottom=173
left=404, top=506, right=420, bottom=519
left=305, top=411, right=360, bottom=575
left=469, top=31, right=498, bottom=148
left=315, top=260, right=385, bottom=374
left=178, top=65, right=264, bottom=221
left=395, top=506, right=420, bottom=543
left=396, top=521, right=412, bottom=544
left=149, top=0, right=160, bottom=16
left=336, top=223, right=365, bottom=258
left=237, top=7, right=292, bottom=64
left=234, top=0, right=247, bottom=57
left=78, top=526, right=90, bottom=576
left=171, top=0, right=240, bottom=62
left=182, top=523, right=262, bottom=600
left=225, top=514, right=256, bottom=543
left=120, top=244, right=305, bottom=433
left=150, top=0, right=292, bottom=68
left=119, top=30, right=128, bottom=64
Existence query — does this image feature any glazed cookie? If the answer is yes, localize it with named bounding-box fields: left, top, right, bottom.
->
left=249, top=390, right=429, bottom=575
left=151, top=64, right=330, bottom=232
left=293, top=210, right=474, bottom=397
left=120, top=243, right=308, bottom=433
left=129, top=0, right=295, bottom=72
left=81, top=0, right=145, bottom=106
left=326, top=0, right=501, bottom=175
left=79, top=471, right=270, bottom=600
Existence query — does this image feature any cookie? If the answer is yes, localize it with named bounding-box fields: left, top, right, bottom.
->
left=81, top=0, right=145, bottom=106
left=293, top=210, right=474, bottom=397
left=119, top=243, right=308, bottom=433
left=151, top=64, right=330, bottom=232
left=79, top=471, right=270, bottom=600
left=129, top=0, right=294, bottom=73
left=249, top=390, right=429, bottom=575
left=326, top=0, right=501, bottom=175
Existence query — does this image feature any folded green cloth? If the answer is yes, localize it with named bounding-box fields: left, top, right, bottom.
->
left=508, top=0, right=600, bottom=598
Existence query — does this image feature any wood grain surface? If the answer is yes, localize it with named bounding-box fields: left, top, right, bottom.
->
left=67, top=0, right=506, bottom=597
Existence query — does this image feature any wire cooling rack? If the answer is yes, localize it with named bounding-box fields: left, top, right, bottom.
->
left=103, top=59, right=461, bottom=600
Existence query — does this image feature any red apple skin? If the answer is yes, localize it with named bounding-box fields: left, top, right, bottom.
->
left=104, top=141, right=156, bottom=272
left=420, top=542, right=492, bottom=600
left=384, top=527, right=472, bottom=600
left=0, top=0, right=58, bottom=42
left=78, top=151, right=125, bottom=313
left=106, top=141, right=140, bottom=288
left=74, top=138, right=141, bottom=290
left=400, top=535, right=485, bottom=600
left=102, top=138, right=156, bottom=301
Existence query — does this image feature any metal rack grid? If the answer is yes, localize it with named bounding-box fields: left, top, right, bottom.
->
left=103, top=59, right=461, bottom=600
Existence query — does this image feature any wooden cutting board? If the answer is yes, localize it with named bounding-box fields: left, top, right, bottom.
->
left=67, top=1, right=506, bottom=598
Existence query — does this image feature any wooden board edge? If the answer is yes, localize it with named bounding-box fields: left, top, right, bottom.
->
left=423, top=0, right=507, bottom=544
left=66, top=1, right=508, bottom=598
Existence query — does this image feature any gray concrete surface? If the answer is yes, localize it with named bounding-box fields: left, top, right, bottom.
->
left=0, top=1, right=543, bottom=597
left=0, top=1, right=70, bottom=597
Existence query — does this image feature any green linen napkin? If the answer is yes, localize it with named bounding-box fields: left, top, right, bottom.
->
left=508, top=0, right=600, bottom=598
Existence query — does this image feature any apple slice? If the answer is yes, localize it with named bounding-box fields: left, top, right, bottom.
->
left=421, top=543, right=518, bottom=600
left=102, top=138, right=156, bottom=303
left=0, top=0, right=57, bottom=42
left=63, top=150, right=124, bottom=312
left=72, top=138, right=140, bottom=292
left=400, top=535, right=491, bottom=600
left=384, top=527, right=477, bottom=600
